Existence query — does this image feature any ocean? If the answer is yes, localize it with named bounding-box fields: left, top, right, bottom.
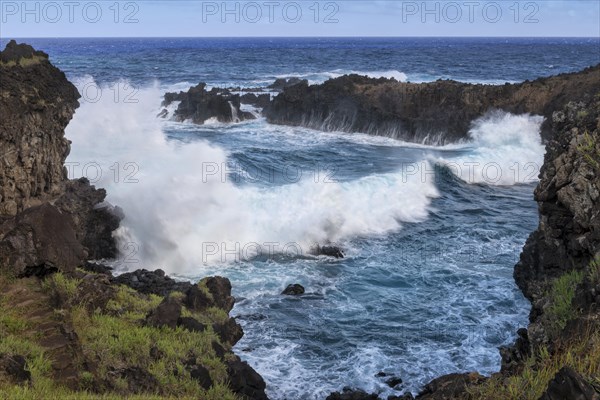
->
left=4, top=36, right=599, bottom=399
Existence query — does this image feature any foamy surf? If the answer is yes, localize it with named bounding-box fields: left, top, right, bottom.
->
left=66, top=81, right=438, bottom=273
left=435, top=111, right=545, bottom=186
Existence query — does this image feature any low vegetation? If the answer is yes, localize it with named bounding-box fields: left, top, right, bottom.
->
left=469, top=256, right=600, bottom=399
left=0, top=273, right=239, bottom=399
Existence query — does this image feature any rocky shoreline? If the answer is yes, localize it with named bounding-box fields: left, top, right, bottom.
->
left=160, top=65, right=599, bottom=146
left=0, top=40, right=267, bottom=399
left=1, top=39, right=599, bottom=399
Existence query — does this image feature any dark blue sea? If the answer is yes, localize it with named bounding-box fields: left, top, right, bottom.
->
left=4, top=37, right=599, bottom=399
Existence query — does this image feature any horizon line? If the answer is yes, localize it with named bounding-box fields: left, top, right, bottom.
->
left=2, top=35, right=599, bottom=39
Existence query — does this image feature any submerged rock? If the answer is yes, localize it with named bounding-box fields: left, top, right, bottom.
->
left=282, top=283, right=305, bottom=295
left=313, top=244, right=345, bottom=258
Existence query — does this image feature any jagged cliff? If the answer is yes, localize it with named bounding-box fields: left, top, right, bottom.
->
left=407, top=96, right=600, bottom=400
left=0, top=41, right=268, bottom=400
left=264, top=65, right=600, bottom=144
left=0, top=40, right=119, bottom=275
left=515, top=98, right=600, bottom=303
left=325, top=96, right=600, bottom=400
left=0, top=40, right=80, bottom=215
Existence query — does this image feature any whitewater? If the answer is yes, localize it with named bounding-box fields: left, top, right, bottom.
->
left=63, top=77, right=542, bottom=398
left=24, top=35, right=597, bottom=399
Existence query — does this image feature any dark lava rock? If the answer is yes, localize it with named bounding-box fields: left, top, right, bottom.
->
left=82, top=261, right=113, bottom=275
left=515, top=98, right=600, bottom=304
left=500, top=327, right=531, bottom=374
left=267, top=77, right=308, bottom=91
left=145, top=295, right=182, bottom=329
left=538, top=366, right=599, bottom=400
left=0, top=203, right=85, bottom=277
left=314, top=245, right=345, bottom=258
left=185, top=276, right=235, bottom=313
left=162, top=83, right=254, bottom=124
left=326, top=388, right=379, bottom=400
left=204, top=276, right=235, bottom=311
left=55, top=178, right=122, bottom=259
left=240, top=93, right=271, bottom=108
left=0, top=40, right=80, bottom=216
left=386, top=377, right=403, bottom=388
left=177, top=316, right=206, bottom=333
left=282, top=283, right=305, bottom=295
left=188, top=364, right=213, bottom=390
left=213, top=318, right=244, bottom=346
left=68, top=272, right=116, bottom=311
left=212, top=341, right=226, bottom=359
left=388, top=394, right=414, bottom=400
left=110, top=366, right=160, bottom=394
left=416, top=372, right=486, bottom=399
left=0, top=354, right=31, bottom=384
left=113, top=269, right=192, bottom=297
left=226, top=356, right=269, bottom=400
left=264, top=66, right=600, bottom=144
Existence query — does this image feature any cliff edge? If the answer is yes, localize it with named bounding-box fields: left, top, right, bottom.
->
left=0, top=41, right=268, bottom=400
left=264, top=65, right=600, bottom=144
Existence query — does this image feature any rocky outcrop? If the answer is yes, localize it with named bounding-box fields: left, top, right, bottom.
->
left=539, top=367, right=599, bottom=400
left=54, top=178, right=122, bottom=260
left=161, top=83, right=255, bottom=124
left=0, top=203, right=85, bottom=277
left=112, top=268, right=192, bottom=296
left=0, top=41, right=120, bottom=276
left=326, top=388, right=379, bottom=400
left=281, top=283, right=305, bottom=295
left=267, top=77, right=308, bottom=91
left=0, top=40, right=80, bottom=216
left=240, top=93, right=271, bottom=108
left=415, top=373, right=486, bottom=399
left=515, top=98, right=600, bottom=304
left=397, top=97, right=600, bottom=400
left=0, top=354, right=31, bottom=385
left=264, top=65, right=600, bottom=144
left=0, top=41, right=269, bottom=400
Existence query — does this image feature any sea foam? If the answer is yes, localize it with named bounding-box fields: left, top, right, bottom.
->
left=435, top=111, right=545, bottom=186
left=66, top=80, right=438, bottom=273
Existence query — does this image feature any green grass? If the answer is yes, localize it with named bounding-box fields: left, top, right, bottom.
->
left=0, top=274, right=240, bottom=399
left=588, top=255, right=600, bottom=284
left=468, top=328, right=600, bottom=400
left=577, top=130, right=600, bottom=170
left=0, top=54, right=46, bottom=68
left=544, top=269, right=584, bottom=337
left=42, top=272, right=82, bottom=304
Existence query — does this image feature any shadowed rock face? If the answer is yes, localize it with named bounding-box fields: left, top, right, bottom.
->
left=264, top=65, right=600, bottom=144
left=0, top=40, right=80, bottom=216
left=515, top=97, right=600, bottom=304
left=0, top=40, right=121, bottom=273
left=161, top=83, right=255, bottom=124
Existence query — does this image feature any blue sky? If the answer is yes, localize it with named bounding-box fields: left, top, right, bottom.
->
left=1, top=1, right=599, bottom=37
